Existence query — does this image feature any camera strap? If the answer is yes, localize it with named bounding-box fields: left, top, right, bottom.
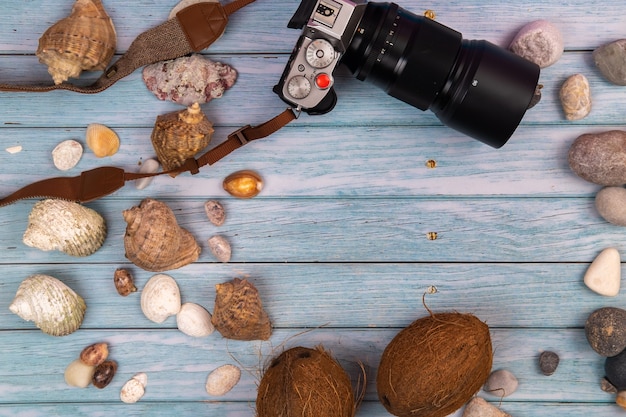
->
left=0, top=0, right=254, bottom=93
left=0, top=108, right=298, bottom=207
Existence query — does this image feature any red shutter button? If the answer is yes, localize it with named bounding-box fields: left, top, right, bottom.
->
left=315, top=73, right=332, bottom=90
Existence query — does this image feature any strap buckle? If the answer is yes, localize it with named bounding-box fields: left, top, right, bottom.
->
left=230, top=125, right=252, bottom=145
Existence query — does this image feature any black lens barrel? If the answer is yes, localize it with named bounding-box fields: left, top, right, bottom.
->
left=341, top=2, right=540, bottom=148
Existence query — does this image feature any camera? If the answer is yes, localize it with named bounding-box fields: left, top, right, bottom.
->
left=273, top=0, right=541, bottom=148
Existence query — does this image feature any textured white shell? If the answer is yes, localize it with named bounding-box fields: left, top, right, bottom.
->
left=205, top=364, right=241, bottom=396
left=120, top=372, right=148, bottom=403
left=140, top=274, right=182, bottom=323
left=176, top=302, right=215, bottom=337
left=9, top=274, right=86, bottom=336
left=52, top=139, right=83, bottom=170
left=22, top=199, right=106, bottom=257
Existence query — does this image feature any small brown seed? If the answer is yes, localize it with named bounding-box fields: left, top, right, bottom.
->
left=223, top=170, right=263, bottom=198
left=92, top=360, right=118, bottom=389
left=80, top=343, right=109, bottom=366
left=114, top=268, right=137, bottom=296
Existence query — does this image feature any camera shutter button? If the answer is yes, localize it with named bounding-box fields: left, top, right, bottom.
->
left=315, top=73, right=332, bottom=90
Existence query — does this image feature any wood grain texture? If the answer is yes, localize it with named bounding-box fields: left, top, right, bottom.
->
left=0, top=0, right=624, bottom=415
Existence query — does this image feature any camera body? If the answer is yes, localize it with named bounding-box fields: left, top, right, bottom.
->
left=274, top=0, right=541, bottom=148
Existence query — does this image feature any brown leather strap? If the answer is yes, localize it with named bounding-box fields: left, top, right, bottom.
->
left=0, top=108, right=298, bottom=207
left=0, top=0, right=253, bottom=93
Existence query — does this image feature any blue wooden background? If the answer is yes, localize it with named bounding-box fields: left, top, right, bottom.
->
left=0, top=0, right=625, bottom=415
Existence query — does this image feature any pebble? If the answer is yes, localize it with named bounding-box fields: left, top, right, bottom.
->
left=52, top=139, right=83, bottom=171
left=568, top=130, right=626, bottom=186
left=585, top=307, right=626, bottom=357
left=596, top=187, right=626, bottom=226
left=204, top=200, right=226, bottom=226
left=205, top=364, right=241, bottom=396
left=134, top=158, right=160, bottom=190
left=593, top=39, right=626, bottom=85
left=617, top=390, right=626, bottom=409
left=462, top=397, right=512, bottom=417
left=538, top=351, right=559, bottom=376
left=606, top=348, right=626, bottom=389
left=64, top=359, right=96, bottom=388
left=601, top=377, right=618, bottom=393
left=509, top=20, right=563, bottom=68
left=483, top=369, right=518, bottom=397
left=583, top=247, right=621, bottom=296
left=208, top=235, right=232, bottom=263
left=142, top=54, right=237, bottom=106
left=560, top=74, right=591, bottom=120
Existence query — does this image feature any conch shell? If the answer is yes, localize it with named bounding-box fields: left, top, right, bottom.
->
left=9, top=274, right=86, bottom=336
left=123, top=198, right=201, bottom=271
left=37, top=0, right=117, bottom=85
left=23, top=199, right=107, bottom=257
left=211, top=278, right=272, bottom=341
left=151, top=103, right=214, bottom=176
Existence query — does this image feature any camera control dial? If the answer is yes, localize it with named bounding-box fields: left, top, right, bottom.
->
left=287, top=75, right=312, bottom=99
left=306, top=39, right=336, bottom=68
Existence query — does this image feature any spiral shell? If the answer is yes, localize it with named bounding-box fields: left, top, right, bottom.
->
left=23, top=199, right=107, bottom=257
left=123, top=198, right=201, bottom=272
left=151, top=103, right=214, bottom=176
left=140, top=274, right=182, bottom=323
left=9, top=274, right=86, bottom=336
left=211, top=278, right=271, bottom=341
left=37, top=0, right=117, bottom=85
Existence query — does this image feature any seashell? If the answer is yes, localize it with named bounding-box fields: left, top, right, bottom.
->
left=23, top=199, right=107, bottom=257
left=560, top=74, right=591, bottom=121
left=204, top=200, right=226, bottom=226
left=65, top=359, right=96, bottom=388
left=208, top=235, right=231, bottom=263
left=52, top=139, right=83, bottom=170
left=223, top=170, right=263, bottom=198
left=113, top=268, right=137, bottom=296
left=140, top=274, right=182, bottom=323
left=93, top=360, right=117, bottom=389
left=6, top=145, right=22, bottom=154
left=142, top=54, right=237, bottom=106
left=37, top=0, right=117, bottom=85
left=211, top=278, right=272, bottom=341
left=134, top=158, right=160, bottom=190
left=9, top=274, right=86, bottom=336
left=86, top=123, right=120, bottom=157
left=205, top=364, right=241, bottom=396
left=176, top=302, right=215, bottom=337
left=120, top=372, right=147, bottom=403
left=151, top=103, right=214, bottom=176
left=123, top=198, right=201, bottom=272
left=80, top=342, right=109, bottom=366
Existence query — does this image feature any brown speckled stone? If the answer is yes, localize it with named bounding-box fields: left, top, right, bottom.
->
left=586, top=307, right=626, bottom=357
left=568, top=130, right=626, bottom=186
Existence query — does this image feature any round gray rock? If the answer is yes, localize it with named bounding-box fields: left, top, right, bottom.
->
left=593, top=40, right=626, bottom=85
left=568, top=130, right=626, bottom=186
left=596, top=187, right=626, bottom=226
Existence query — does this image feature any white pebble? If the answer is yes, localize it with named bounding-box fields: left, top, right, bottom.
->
left=120, top=372, right=148, bottom=403
left=509, top=20, right=563, bottom=68
left=584, top=247, right=621, bottom=296
left=52, top=140, right=83, bottom=171
left=134, top=158, right=160, bottom=190
left=463, top=397, right=512, bottom=417
left=205, top=364, right=241, bottom=396
left=208, top=235, right=232, bottom=263
left=64, top=359, right=96, bottom=388
left=484, top=369, right=518, bottom=397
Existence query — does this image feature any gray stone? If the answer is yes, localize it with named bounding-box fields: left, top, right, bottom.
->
left=509, top=20, right=563, bottom=68
left=593, top=40, right=626, bottom=86
left=484, top=369, right=518, bottom=397
left=585, top=307, right=626, bottom=357
left=568, top=130, right=626, bottom=186
left=596, top=187, right=626, bottom=226
left=538, top=351, right=559, bottom=376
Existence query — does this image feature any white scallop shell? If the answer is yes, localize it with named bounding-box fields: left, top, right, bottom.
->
left=52, top=139, right=83, bottom=171
left=9, top=274, right=86, bottom=336
left=176, top=302, right=214, bottom=337
left=120, top=372, right=148, bottom=403
left=134, top=158, right=160, bottom=190
left=140, top=274, right=182, bottom=323
left=205, top=364, right=241, bottom=396
left=22, top=199, right=106, bottom=257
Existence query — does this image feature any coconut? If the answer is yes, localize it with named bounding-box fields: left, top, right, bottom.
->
left=377, top=312, right=493, bottom=417
left=256, top=346, right=356, bottom=417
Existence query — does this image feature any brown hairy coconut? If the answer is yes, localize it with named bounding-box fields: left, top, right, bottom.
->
left=256, top=346, right=356, bottom=417
left=377, top=312, right=493, bottom=417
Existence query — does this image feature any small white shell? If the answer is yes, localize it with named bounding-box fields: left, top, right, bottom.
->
left=64, top=359, right=96, bottom=388
left=208, top=235, right=231, bottom=263
left=140, top=274, right=182, bottom=323
left=120, top=372, right=148, bottom=403
left=205, top=364, right=241, bottom=396
left=52, top=140, right=83, bottom=171
left=134, top=158, right=160, bottom=190
left=176, top=302, right=215, bottom=337
left=6, top=145, right=22, bottom=154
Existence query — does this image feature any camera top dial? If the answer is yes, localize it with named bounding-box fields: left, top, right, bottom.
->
left=306, top=39, right=336, bottom=68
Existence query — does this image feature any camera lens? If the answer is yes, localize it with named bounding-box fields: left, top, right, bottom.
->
left=342, top=2, right=540, bottom=148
